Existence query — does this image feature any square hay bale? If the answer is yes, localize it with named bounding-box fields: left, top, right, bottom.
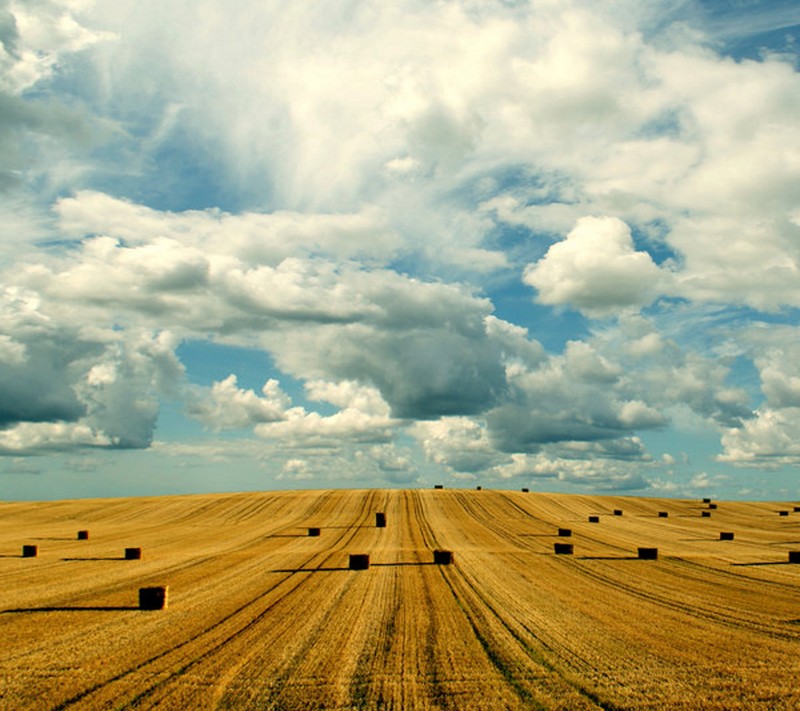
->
left=588, top=515, right=600, bottom=523
left=719, top=532, right=734, bottom=541
left=139, top=586, right=168, bottom=610
left=125, top=547, right=142, bottom=560
left=709, top=503, right=718, bottom=510
left=558, top=528, right=572, bottom=537
left=701, top=511, right=711, bottom=518
left=434, top=484, right=443, bottom=490
left=521, top=488, right=529, bottom=493
left=779, top=510, right=789, bottom=517
left=788, top=551, right=800, bottom=564
left=307, top=527, right=321, bottom=537
left=476, top=485, right=482, bottom=490
left=349, top=554, right=370, bottom=570
left=433, top=549, right=453, bottom=565
left=658, top=511, right=669, bottom=518
left=638, top=547, right=658, bottom=560
left=375, top=513, right=386, bottom=528
left=77, top=530, right=89, bottom=540
left=794, top=506, right=800, bottom=512
left=22, top=544, right=38, bottom=558
left=613, top=509, right=623, bottom=516
left=703, top=497, right=712, bottom=503
left=553, top=542, right=573, bottom=555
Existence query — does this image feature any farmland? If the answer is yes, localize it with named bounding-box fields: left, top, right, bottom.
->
left=2, top=489, right=800, bottom=710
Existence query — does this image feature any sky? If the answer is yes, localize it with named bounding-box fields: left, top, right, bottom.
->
left=2, top=0, right=800, bottom=501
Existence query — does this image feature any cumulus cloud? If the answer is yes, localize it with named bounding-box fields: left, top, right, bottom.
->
left=186, top=376, right=290, bottom=431
left=524, top=216, right=668, bottom=317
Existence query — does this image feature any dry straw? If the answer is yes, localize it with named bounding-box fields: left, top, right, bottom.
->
left=349, top=554, right=370, bottom=570
left=139, top=586, right=168, bottom=610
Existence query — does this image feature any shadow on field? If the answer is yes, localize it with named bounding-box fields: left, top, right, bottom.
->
left=3, top=605, right=140, bottom=613
left=267, top=534, right=308, bottom=538
left=61, top=557, right=127, bottom=561
left=730, top=561, right=793, bottom=567
left=578, top=555, right=640, bottom=561
left=271, top=561, right=438, bottom=573
left=32, top=537, right=75, bottom=541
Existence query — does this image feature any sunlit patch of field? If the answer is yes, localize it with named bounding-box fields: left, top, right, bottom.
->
left=2, top=489, right=800, bottom=709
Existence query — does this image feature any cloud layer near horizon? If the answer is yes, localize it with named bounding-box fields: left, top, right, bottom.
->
left=2, top=0, right=800, bottom=497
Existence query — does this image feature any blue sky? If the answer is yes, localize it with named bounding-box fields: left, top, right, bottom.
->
left=2, top=0, right=800, bottom=501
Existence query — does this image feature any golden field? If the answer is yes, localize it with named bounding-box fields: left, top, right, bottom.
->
left=2, top=488, right=800, bottom=710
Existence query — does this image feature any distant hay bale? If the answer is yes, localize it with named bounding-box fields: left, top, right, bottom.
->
left=476, top=486, right=482, bottom=490
left=779, top=510, right=789, bottom=517
left=701, top=511, right=711, bottom=518
left=521, top=487, right=529, bottom=492
left=788, top=551, right=800, bottom=564
left=719, top=532, right=734, bottom=541
left=349, top=554, right=370, bottom=570
left=125, top=547, right=142, bottom=560
left=138, top=586, right=168, bottom=610
left=375, top=512, right=386, bottom=528
left=638, top=547, right=658, bottom=560
left=658, top=511, right=669, bottom=518
left=434, top=484, right=443, bottom=490
left=77, top=530, right=89, bottom=540
left=22, top=544, right=37, bottom=558
left=307, top=527, right=321, bottom=537
left=557, top=527, right=572, bottom=537
left=794, top=506, right=800, bottom=512
left=588, top=515, right=600, bottom=523
left=702, top=498, right=712, bottom=504
left=553, top=542, right=573, bottom=555
left=709, top=504, right=717, bottom=510
left=613, top=509, right=623, bottom=516
left=433, top=549, right=453, bottom=565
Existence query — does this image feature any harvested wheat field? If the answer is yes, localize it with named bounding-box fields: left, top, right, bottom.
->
left=2, top=489, right=800, bottom=710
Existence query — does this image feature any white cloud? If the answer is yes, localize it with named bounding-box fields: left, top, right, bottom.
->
left=186, top=375, right=290, bottom=431
left=524, top=216, right=668, bottom=317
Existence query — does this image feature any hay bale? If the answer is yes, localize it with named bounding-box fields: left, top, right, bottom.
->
left=788, top=551, right=800, bottom=564
left=476, top=486, right=482, bottom=491
left=558, top=528, right=572, bottom=537
left=138, top=586, right=168, bottom=610
left=719, top=532, right=734, bottom=541
left=433, top=549, right=453, bottom=565
left=613, top=509, right=623, bottom=516
left=794, top=506, right=800, bottom=512
left=709, top=503, right=717, bottom=510
left=375, top=512, right=386, bottom=528
left=702, top=497, right=712, bottom=503
left=125, top=547, right=142, bottom=560
left=307, top=527, right=321, bottom=537
left=658, top=511, right=669, bottom=518
left=701, top=511, right=711, bottom=518
left=588, top=515, right=600, bottom=523
left=434, top=484, right=443, bottom=490
left=22, top=544, right=38, bottom=558
left=779, top=510, right=789, bottom=517
left=77, top=530, right=89, bottom=540
left=521, top=487, right=529, bottom=493
left=349, top=554, right=370, bottom=570
left=553, top=542, right=573, bottom=555
left=638, top=547, right=658, bottom=560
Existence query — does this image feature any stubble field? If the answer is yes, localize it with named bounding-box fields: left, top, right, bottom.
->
left=2, top=488, right=800, bottom=710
